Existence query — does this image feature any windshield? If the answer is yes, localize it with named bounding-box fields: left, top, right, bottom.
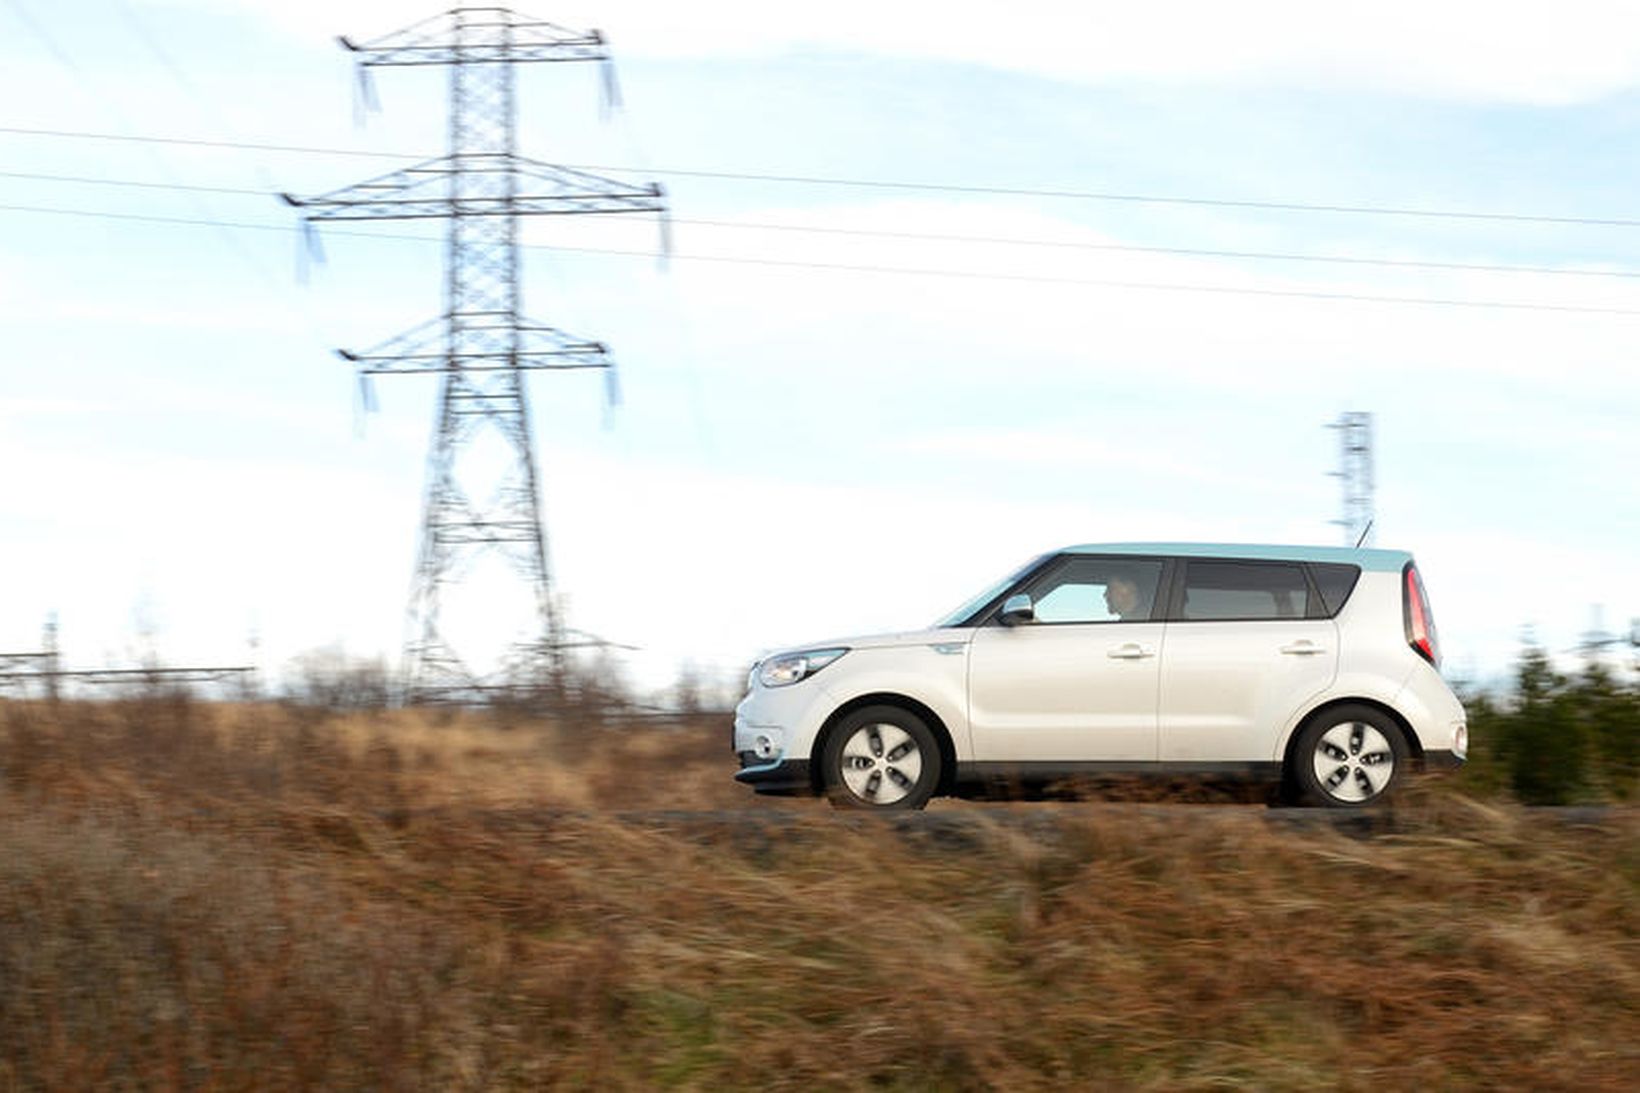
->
left=930, top=554, right=1048, bottom=629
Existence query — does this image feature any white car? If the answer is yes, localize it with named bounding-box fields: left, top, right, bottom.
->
left=734, top=543, right=1466, bottom=809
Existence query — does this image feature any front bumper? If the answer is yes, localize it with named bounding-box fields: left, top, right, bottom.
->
left=733, top=756, right=813, bottom=796
left=732, top=676, right=841, bottom=797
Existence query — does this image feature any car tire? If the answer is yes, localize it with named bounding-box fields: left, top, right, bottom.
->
left=821, top=705, right=940, bottom=811
left=1291, top=704, right=1410, bottom=808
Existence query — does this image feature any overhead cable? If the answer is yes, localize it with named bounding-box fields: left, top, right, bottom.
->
left=5, top=200, right=1640, bottom=318
left=4, top=168, right=1640, bottom=281
left=5, top=123, right=1640, bottom=228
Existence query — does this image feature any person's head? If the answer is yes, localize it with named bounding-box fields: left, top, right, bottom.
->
left=1104, top=574, right=1142, bottom=618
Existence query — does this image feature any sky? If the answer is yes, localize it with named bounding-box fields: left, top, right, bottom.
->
left=1, top=0, right=1637, bottom=699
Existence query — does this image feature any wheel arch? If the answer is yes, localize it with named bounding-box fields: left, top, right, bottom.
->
left=1282, top=696, right=1424, bottom=775
left=809, top=693, right=958, bottom=796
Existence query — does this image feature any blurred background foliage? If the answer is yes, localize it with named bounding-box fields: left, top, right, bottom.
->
left=1458, top=642, right=1639, bottom=804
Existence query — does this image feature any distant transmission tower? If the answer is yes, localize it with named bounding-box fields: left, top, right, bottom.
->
left=283, top=8, right=665, bottom=701
left=1327, top=411, right=1375, bottom=547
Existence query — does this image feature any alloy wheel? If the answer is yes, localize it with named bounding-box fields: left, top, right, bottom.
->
left=1311, top=721, right=1396, bottom=803
left=838, top=722, right=923, bottom=805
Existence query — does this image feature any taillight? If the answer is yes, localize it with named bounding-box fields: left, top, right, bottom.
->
left=1403, top=563, right=1440, bottom=668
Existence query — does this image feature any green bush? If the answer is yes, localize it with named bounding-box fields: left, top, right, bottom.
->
left=1460, top=641, right=1638, bottom=804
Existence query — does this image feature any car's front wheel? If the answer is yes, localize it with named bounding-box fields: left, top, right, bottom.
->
left=1291, top=704, right=1409, bottom=808
left=821, top=706, right=940, bottom=811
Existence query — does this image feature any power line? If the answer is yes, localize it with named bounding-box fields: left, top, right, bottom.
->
left=573, top=169, right=1640, bottom=231
left=6, top=199, right=1640, bottom=318
left=0, top=124, right=413, bottom=161
left=682, top=217, right=1640, bottom=281
left=0, top=8, right=334, bottom=355
left=578, top=247, right=1640, bottom=317
left=0, top=168, right=268, bottom=196
left=6, top=122, right=1640, bottom=229
left=5, top=168, right=1640, bottom=282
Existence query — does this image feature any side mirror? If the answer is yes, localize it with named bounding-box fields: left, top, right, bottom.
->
left=998, top=593, right=1035, bottom=627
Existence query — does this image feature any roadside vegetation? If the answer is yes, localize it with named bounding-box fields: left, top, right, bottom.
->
left=0, top=643, right=1635, bottom=1090
left=1458, top=642, right=1639, bottom=804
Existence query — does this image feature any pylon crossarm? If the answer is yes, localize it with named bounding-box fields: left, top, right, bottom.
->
left=310, top=190, right=662, bottom=221
left=341, top=8, right=608, bottom=68
left=515, top=320, right=614, bottom=359
left=280, top=158, right=454, bottom=219
left=509, top=156, right=666, bottom=207
left=284, top=161, right=660, bottom=234
left=335, top=316, right=445, bottom=365
left=284, top=156, right=663, bottom=223
left=360, top=359, right=611, bottom=374
left=335, top=8, right=452, bottom=59
left=350, top=41, right=609, bottom=67
left=292, top=190, right=663, bottom=222
left=352, top=349, right=612, bottom=372
left=342, top=316, right=616, bottom=373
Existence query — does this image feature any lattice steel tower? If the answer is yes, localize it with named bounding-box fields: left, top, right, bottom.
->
left=284, top=7, right=665, bottom=700
left=1327, top=411, right=1375, bottom=547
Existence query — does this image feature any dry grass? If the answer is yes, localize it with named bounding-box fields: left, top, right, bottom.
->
left=1, top=698, right=1636, bottom=1090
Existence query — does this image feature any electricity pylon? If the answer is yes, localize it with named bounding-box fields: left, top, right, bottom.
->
left=283, top=7, right=666, bottom=701
left=1327, top=411, right=1375, bottom=547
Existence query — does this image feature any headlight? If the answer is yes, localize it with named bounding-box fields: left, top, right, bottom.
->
left=757, top=647, right=848, bottom=688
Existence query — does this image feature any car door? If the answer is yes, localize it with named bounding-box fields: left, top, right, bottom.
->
left=1157, top=558, right=1339, bottom=763
left=967, top=555, right=1166, bottom=763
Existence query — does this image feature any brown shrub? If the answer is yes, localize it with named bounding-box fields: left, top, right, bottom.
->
left=0, top=700, right=1635, bottom=1090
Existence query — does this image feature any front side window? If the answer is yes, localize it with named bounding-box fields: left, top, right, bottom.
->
left=1022, top=556, right=1164, bottom=624
left=1180, top=561, right=1311, bottom=621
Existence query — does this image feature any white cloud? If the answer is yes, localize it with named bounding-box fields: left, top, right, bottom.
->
left=175, top=0, right=1640, bottom=104
left=0, top=425, right=416, bottom=670
left=887, top=429, right=1320, bottom=503
left=589, top=197, right=1640, bottom=401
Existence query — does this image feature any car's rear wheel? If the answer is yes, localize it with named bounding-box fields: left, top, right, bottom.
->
left=1291, top=704, right=1409, bottom=808
left=822, top=706, right=940, bottom=811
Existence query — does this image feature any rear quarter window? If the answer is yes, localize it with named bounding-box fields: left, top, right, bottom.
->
left=1308, top=563, right=1363, bottom=617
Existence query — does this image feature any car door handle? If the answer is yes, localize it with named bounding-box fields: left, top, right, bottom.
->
left=1280, top=641, right=1327, bottom=655
left=1107, top=642, right=1155, bottom=659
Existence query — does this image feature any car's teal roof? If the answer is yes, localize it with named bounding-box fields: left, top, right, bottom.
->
left=1063, top=542, right=1412, bottom=572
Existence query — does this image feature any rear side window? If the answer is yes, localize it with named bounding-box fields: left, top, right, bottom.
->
left=1308, top=563, right=1362, bottom=616
left=1180, top=561, right=1311, bottom=621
